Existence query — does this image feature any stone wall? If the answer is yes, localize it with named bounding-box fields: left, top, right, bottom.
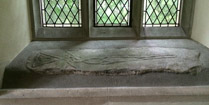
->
left=0, top=0, right=31, bottom=88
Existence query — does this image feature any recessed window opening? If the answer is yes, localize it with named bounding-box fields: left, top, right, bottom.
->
left=94, top=0, right=131, bottom=27
left=143, top=0, right=182, bottom=27
left=40, top=0, right=82, bottom=27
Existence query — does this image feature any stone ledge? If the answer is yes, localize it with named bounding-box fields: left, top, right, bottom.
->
left=1, top=86, right=209, bottom=99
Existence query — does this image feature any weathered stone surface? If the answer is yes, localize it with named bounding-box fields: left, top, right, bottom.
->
left=3, top=40, right=209, bottom=88
left=26, top=47, right=202, bottom=75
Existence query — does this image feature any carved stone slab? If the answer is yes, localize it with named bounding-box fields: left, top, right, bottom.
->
left=26, top=48, right=202, bottom=75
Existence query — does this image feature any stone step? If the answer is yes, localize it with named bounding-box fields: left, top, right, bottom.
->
left=0, top=86, right=209, bottom=105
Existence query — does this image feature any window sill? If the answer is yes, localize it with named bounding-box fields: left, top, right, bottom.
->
left=90, top=27, right=136, bottom=38
left=141, top=27, right=188, bottom=39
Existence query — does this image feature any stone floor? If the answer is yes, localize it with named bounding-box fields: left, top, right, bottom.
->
left=2, top=39, right=209, bottom=88
left=1, top=98, right=209, bottom=105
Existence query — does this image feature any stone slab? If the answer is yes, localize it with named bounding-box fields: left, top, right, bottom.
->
left=26, top=48, right=201, bottom=75
left=3, top=39, right=209, bottom=88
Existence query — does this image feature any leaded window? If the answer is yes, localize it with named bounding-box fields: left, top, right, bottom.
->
left=40, top=0, right=82, bottom=27
left=94, top=0, right=131, bottom=27
left=143, top=0, right=182, bottom=27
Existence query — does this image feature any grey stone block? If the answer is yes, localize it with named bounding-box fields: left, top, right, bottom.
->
left=26, top=48, right=201, bottom=75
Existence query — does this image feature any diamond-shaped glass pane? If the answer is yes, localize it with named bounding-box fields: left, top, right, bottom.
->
left=143, top=0, right=182, bottom=27
left=40, top=0, right=82, bottom=27
left=95, top=0, right=131, bottom=27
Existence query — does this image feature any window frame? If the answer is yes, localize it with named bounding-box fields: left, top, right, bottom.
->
left=31, top=0, right=89, bottom=39
left=143, top=0, right=182, bottom=27
left=93, top=0, right=132, bottom=27
left=140, top=0, right=196, bottom=39
left=88, top=0, right=140, bottom=38
left=40, top=0, right=83, bottom=28
left=30, top=0, right=195, bottom=40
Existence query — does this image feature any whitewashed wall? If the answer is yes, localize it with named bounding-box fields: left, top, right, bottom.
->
left=192, top=0, right=209, bottom=48
left=0, top=0, right=32, bottom=88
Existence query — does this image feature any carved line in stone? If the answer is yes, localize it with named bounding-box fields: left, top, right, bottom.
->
left=28, top=51, right=177, bottom=68
left=26, top=48, right=201, bottom=75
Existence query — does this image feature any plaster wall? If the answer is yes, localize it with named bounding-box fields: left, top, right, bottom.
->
left=192, top=0, right=209, bottom=48
left=0, top=0, right=31, bottom=88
